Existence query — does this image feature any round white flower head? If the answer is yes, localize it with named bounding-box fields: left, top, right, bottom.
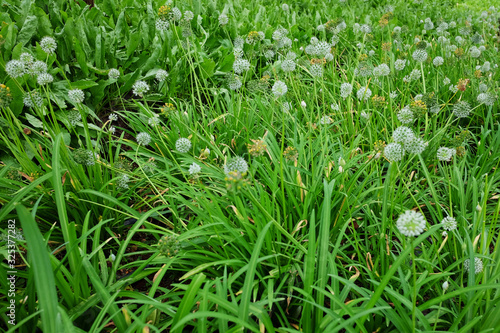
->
left=156, top=18, right=170, bottom=31
left=373, top=64, right=390, bottom=77
left=319, top=115, right=332, bottom=125
left=23, top=91, right=44, bottom=108
left=441, top=216, right=457, bottom=231
left=453, top=101, right=471, bottom=118
left=136, top=132, right=151, bottom=146
left=148, top=115, right=160, bottom=126
left=68, top=89, right=85, bottom=104
left=393, top=126, right=416, bottom=147
left=282, top=3, right=289, bottom=11
left=437, top=147, right=456, bottom=161
left=28, top=61, right=47, bottom=76
left=443, top=77, right=451, bottom=85
left=396, top=210, right=426, bottom=237
left=301, top=101, right=307, bottom=108
left=469, top=46, right=481, bottom=58
left=477, top=92, right=497, bottom=106
left=132, top=80, right=150, bottom=97
left=233, top=58, right=250, bottom=74
left=227, top=75, right=242, bottom=90
left=394, top=59, right=407, bottom=71
left=224, top=156, right=248, bottom=175
left=189, top=162, right=201, bottom=175
left=175, top=138, right=192, bottom=153
left=218, top=14, right=229, bottom=26
left=20, top=52, right=34, bottom=64
left=357, top=87, right=372, bottom=101
left=433, top=56, right=444, bottom=66
left=390, top=91, right=398, bottom=99
left=37, top=73, right=53, bottom=85
left=117, top=174, right=130, bottom=190
left=281, top=59, right=296, bottom=72
left=108, top=68, right=120, bottom=80
left=325, top=53, right=334, bottom=62
left=108, top=113, right=118, bottom=121
left=155, top=69, right=169, bottom=82
left=464, top=257, right=483, bottom=274
left=405, top=137, right=426, bottom=155
left=397, top=106, right=414, bottom=124
left=412, top=49, right=428, bottom=62
left=384, top=143, right=404, bottom=162
left=171, top=7, right=182, bottom=21
left=310, top=64, right=323, bottom=77
left=479, top=83, right=488, bottom=93
left=40, top=36, right=57, bottom=54
left=183, top=10, right=194, bottom=21
left=272, top=80, right=288, bottom=97
left=5, top=60, right=25, bottom=78
left=442, top=281, right=449, bottom=291
left=67, top=110, right=82, bottom=126
left=340, top=83, right=353, bottom=98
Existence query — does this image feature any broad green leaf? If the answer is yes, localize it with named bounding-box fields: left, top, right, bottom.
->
left=25, top=113, right=44, bottom=128
left=17, top=15, right=38, bottom=46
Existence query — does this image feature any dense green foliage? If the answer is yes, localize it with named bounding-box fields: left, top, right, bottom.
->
left=1, top=0, right=500, bottom=331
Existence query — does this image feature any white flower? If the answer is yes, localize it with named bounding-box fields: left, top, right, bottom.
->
left=5, top=60, right=26, bottom=78
left=464, top=257, right=483, bottom=274
left=301, top=101, right=307, bottom=108
left=175, top=138, right=192, bottom=153
left=224, top=156, right=248, bottom=175
left=272, top=80, right=288, bottom=97
left=108, top=68, right=120, bottom=79
left=40, top=36, right=57, bottom=54
left=37, top=73, right=53, bottom=85
left=68, top=89, right=85, bottom=104
left=441, top=216, right=457, bottom=231
left=136, top=132, right=151, bottom=146
left=155, top=69, right=169, bottom=82
left=189, top=162, right=201, bottom=175
left=132, top=80, right=150, bottom=97
left=396, top=210, right=426, bottom=237
left=442, top=281, right=449, bottom=291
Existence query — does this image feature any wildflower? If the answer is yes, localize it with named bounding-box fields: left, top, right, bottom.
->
left=29, top=61, right=48, bottom=75
left=357, top=87, right=372, bottom=101
left=409, top=69, right=422, bottom=81
left=155, top=19, right=170, bottom=31
left=148, top=115, right=160, bottom=126
left=443, top=77, right=451, bottom=85
left=340, top=83, right=353, bottom=98
left=171, top=7, right=182, bottom=21
left=469, top=46, right=481, bottom=58
left=189, top=162, right=201, bottom=175
left=40, top=36, right=57, bottom=54
left=390, top=91, right=398, bottom=99
left=108, top=113, right=118, bottom=121
left=136, top=132, right=152, bottom=146
left=449, top=84, right=458, bottom=93
left=218, top=14, right=229, bottom=26
left=384, top=143, right=404, bottom=162
left=224, top=156, right=248, bottom=175
left=68, top=89, right=85, bottom=104
left=37, top=73, right=53, bottom=85
left=108, top=68, right=120, bottom=79
left=437, top=147, right=456, bottom=161
left=396, top=210, right=426, bottom=237
left=23, top=91, right=44, bottom=108
left=155, top=69, right=169, bottom=82
left=272, top=80, right=288, bottom=97
left=20, top=52, right=34, bottom=64
left=284, top=146, right=298, bottom=161
left=301, top=101, right=307, bottom=108
left=405, top=137, right=426, bottom=154
left=320, top=115, right=332, bottom=125
left=433, top=56, right=444, bottom=66
left=441, top=216, right=457, bottom=231
left=132, top=80, right=149, bottom=97
left=117, top=174, right=130, bottom=189
left=67, top=110, right=82, bottom=126
left=453, top=101, right=471, bottom=118
left=227, top=75, right=242, bottom=90
left=442, top=281, right=449, bottom=291
left=373, top=64, right=390, bottom=77
left=282, top=3, right=289, bottom=11
left=0, top=84, right=13, bottom=108
left=248, top=138, right=267, bottom=156
left=73, top=148, right=95, bottom=166
left=310, top=64, right=323, bottom=77
left=183, top=10, right=194, bottom=21
left=477, top=92, right=497, bottom=106
left=412, top=49, right=428, bottom=62
left=397, top=106, right=414, bottom=124
left=225, top=170, right=250, bottom=192
left=281, top=59, right=296, bottom=72
left=464, top=257, right=483, bottom=274
left=158, top=235, right=180, bottom=257
left=175, top=138, right=192, bottom=153
left=5, top=60, right=25, bottom=78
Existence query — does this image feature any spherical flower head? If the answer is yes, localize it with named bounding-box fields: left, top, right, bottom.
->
left=395, top=59, right=407, bottom=71
left=397, top=106, right=414, bottom=124
left=73, top=148, right=95, bottom=166
left=233, top=58, right=251, bottom=74
left=384, top=143, right=404, bottom=162
left=301, top=101, right=307, bottom=108
left=158, top=235, right=180, bottom=257
left=405, top=137, right=426, bottom=155
left=390, top=91, right=398, bottom=99
left=272, top=80, right=288, bottom=97
left=68, top=89, right=85, bottom=104
left=281, top=59, right=296, bottom=72
left=481, top=62, right=491, bottom=72
left=433, top=56, right=444, bottom=66
left=136, top=132, right=151, bottom=146
left=437, top=147, right=456, bottom=161
left=325, top=53, right=334, bottom=62
left=37, top=73, right=53, bottom=85
left=155, top=18, right=170, bottom=31
left=227, top=75, right=242, bottom=90
left=340, top=83, right=353, bottom=98
left=29, top=61, right=48, bottom=76
left=357, top=87, right=372, bottom=101
left=117, top=174, right=130, bottom=190
left=183, top=10, right=194, bottom=21
left=23, top=91, right=43, bottom=108
left=314, top=41, right=331, bottom=57
left=469, top=46, right=481, bottom=58
left=148, top=114, right=160, bottom=126
left=393, top=126, right=416, bottom=146
left=409, top=69, right=422, bottom=81
left=319, top=115, right=332, bottom=125
left=20, top=52, right=34, bottom=64
left=282, top=3, right=289, bottom=11
left=441, top=216, right=457, bottom=231
left=5, top=60, right=26, bottom=78
left=477, top=92, right=497, bottom=106
left=40, top=36, right=57, bottom=54
left=412, top=49, right=428, bottom=62
left=310, top=63, right=323, bottom=77
left=453, top=101, right=471, bottom=118
left=373, top=64, right=390, bottom=77
left=171, top=7, right=182, bottom=21
left=464, top=257, right=483, bottom=274
left=443, top=77, right=451, bottom=85
left=132, top=80, right=150, bottom=97
left=108, top=113, right=118, bottom=122
left=175, top=138, right=192, bottom=153
left=396, top=210, right=426, bottom=237
left=218, top=14, right=228, bottom=26
left=442, top=281, right=449, bottom=291
left=108, top=68, right=120, bottom=80
left=224, top=156, right=248, bottom=175
left=67, top=110, right=82, bottom=126
left=155, top=69, right=169, bottom=82
left=189, top=162, right=201, bottom=175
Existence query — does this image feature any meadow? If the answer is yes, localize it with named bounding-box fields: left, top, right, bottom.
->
left=0, top=0, right=500, bottom=331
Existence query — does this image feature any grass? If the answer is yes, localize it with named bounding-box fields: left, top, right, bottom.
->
left=0, top=0, right=499, bottom=331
